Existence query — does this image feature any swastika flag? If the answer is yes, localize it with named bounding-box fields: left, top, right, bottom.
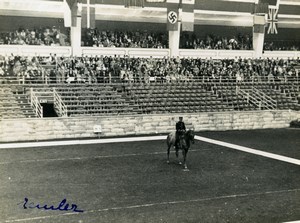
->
left=167, top=0, right=180, bottom=31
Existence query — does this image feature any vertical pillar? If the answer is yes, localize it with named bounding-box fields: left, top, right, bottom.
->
left=169, top=22, right=181, bottom=58
left=69, top=2, right=82, bottom=56
left=65, top=0, right=82, bottom=56
left=253, top=32, right=265, bottom=58
left=71, top=17, right=82, bottom=56
left=253, top=15, right=266, bottom=58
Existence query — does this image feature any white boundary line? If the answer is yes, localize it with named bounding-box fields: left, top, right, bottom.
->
left=283, top=221, right=300, bottom=223
left=0, top=136, right=167, bottom=149
left=1, top=135, right=300, bottom=222
left=195, top=135, right=300, bottom=166
left=3, top=188, right=300, bottom=223
left=1, top=134, right=300, bottom=166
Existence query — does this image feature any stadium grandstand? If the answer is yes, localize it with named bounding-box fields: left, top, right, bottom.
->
left=0, top=0, right=299, bottom=135
left=0, top=0, right=300, bottom=222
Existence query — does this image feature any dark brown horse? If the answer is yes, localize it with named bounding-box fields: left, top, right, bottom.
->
left=166, top=129, right=195, bottom=170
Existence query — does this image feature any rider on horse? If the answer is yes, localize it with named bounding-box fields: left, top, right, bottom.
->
left=167, top=117, right=194, bottom=169
left=175, top=117, right=186, bottom=148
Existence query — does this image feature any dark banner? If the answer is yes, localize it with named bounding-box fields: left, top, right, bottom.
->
left=167, top=0, right=179, bottom=31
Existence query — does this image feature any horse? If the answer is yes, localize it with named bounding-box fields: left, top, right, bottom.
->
left=166, top=129, right=195, bottom=170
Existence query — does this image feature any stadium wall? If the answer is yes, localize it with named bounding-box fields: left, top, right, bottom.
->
left=1, top=45, right=299, bottom=58
left=0, top=110, right=299, bottom=142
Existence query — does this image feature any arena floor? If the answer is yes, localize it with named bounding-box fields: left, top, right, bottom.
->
left=0, top=128, right=300, bottom=223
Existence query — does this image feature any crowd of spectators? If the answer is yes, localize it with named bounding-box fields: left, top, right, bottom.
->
left=180, top=33, right=253, bottom=50
left=82, top=29, right=168, bottom=48
left=0, top=26, right=70, bottom=46
left=264, top=41, right=300, bottom=51
left=81, top=29, right=254, bottom=50
left=0, top=54, right=299, bottom=85
left=1, top=26, right=300, bottom=53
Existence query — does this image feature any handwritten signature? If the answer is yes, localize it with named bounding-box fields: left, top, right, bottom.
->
left=19, top=198, right=84, bottom=213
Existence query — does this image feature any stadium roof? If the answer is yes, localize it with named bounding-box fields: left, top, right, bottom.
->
left=0, top=0, right=299, bottom=28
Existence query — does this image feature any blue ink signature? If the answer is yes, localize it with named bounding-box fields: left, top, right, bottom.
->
left=19, top=198, right=84, bottom=213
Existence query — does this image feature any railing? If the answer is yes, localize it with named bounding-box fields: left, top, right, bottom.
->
left=0, top=45, right=299, bottom=59
left=262, top=51, right=300, bottom=59
left=238, top=87, right=277, bottom=110
left=53, top=88, right=68, bottom=117
left=77, top=48, right=300, bottom=59
left=80, top=47, right=170, bottom=58
left=178, top=49, right=256, bottom=59
left=1, top=74, right=299, bottom=86
left=253, top=87, right=277, bottom=109
left=30, top=88, right=43, bottom=118
left=239, top=89, right=261, bottom=108
left=0, top=45, right=72, bottom=57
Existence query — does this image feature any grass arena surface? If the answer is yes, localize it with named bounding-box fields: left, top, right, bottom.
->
left=0, top=129, right=300, bottom=223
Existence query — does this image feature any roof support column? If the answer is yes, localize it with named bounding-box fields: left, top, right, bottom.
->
left=253, top=15, right=266, bottom=58
left=71, top=3, right=82, bottom=56
left=71, top=17, right=82, bottom=56
left=65, top=0, right=82, bottom=56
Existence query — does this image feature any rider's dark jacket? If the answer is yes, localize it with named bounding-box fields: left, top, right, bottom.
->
left=176, top=121, right=186, bottom=133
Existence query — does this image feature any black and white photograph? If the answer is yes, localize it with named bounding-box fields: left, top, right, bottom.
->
left=0, top=0, right=300, bottom=222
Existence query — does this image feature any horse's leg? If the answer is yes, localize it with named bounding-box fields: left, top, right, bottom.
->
left=175, top=147, right=182, bottom=165
left=167, top=144, right=171, bottom=164
left=182, top=149, right=188, bottom=169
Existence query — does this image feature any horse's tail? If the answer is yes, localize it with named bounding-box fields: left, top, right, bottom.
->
left=167, top=133, right=171, bottom=146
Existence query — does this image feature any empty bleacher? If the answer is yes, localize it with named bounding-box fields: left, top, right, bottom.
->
left=211, top=83, right=256, bottom=111
left=55, top=85, right=138, bottom=116
left=0, top=78, right=299, bottom=119
left=0, top=87, right=36, bottom=119
left=277, top=82, right=300, bottom=110
left=125, top=82, right=234, bottom=113
left=254, top=83, right=298, bottom=110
